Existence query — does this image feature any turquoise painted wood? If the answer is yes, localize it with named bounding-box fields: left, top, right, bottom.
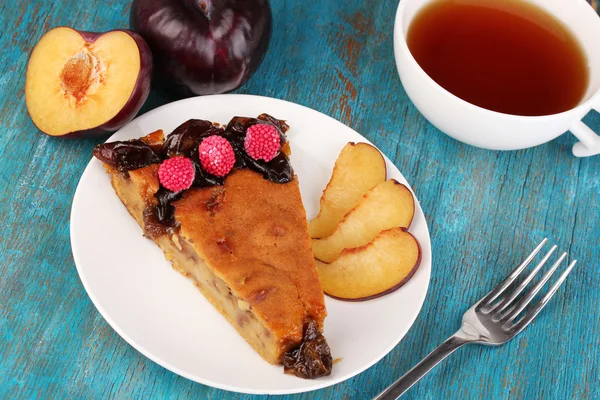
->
left=1, top=1, right=599, bottom=399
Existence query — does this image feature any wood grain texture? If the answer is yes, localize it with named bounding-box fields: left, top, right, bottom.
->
left=1, top=1, right=599, bottom=399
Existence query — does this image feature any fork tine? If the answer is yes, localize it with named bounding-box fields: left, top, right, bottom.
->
left=504, top=259, right=577, bottom=332
left=497, top=252, right=567, bottom=322
left=481, top=238, right=548, bottom=307
left=489, top=245, right=558, bottom=317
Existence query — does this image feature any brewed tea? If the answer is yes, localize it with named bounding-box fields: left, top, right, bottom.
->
left=407, top=0, right=589, bottom=116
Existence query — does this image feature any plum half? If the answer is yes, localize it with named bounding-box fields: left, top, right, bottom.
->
left=130, top=0, right=272, bottom=96
left=25, top=27, right=152, bottom=137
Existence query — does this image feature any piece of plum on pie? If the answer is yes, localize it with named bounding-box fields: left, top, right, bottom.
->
left=93, top=114, right=332, bottom=379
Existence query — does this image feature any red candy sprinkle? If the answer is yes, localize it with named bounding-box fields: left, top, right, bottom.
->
left=198, top=135, right=236, bottom=177
left=244, top=124, right=281, bottom=162
left=158, top=156, right=195, bottom=192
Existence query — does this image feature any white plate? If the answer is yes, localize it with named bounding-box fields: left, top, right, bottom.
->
left=70, top=94, right=431, bottom=395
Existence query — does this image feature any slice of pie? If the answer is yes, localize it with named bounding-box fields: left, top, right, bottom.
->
left=93, top=114, right=332, bottom=378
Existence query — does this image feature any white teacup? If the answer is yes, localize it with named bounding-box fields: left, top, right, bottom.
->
left=394, top=0, right=600, bottom=156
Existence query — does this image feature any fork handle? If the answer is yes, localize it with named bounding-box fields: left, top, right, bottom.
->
left=373, top=333, right=472, bottom=400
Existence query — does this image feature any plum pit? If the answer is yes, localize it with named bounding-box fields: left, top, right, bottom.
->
left=60, top=49, right=103, bottom=103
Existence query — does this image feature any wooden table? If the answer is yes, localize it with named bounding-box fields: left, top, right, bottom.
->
left=2, top=1, right=599, bottom=399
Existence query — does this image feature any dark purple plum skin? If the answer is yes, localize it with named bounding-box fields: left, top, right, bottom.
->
left=62, top=29, right=153, bottom=138
left=130, top=0, right=272, bottom=96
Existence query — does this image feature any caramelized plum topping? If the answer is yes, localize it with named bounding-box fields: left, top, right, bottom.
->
left=95, top=114, right=294, bottom=236
left=163, top=119, right=228, bottom=187
left=93, top=140, right=161, bottom=172
left=282, top=320, right=332, bottom=379
left=192, top=162, right=225, bottom=187
left=225, top=114, right=292, bottom=183
left=141, top=187, right=182, bottom=239
left=258, top=113, right=290, bottom=133
left=163, top=119, right=220, bottom=157
left=142, top=207, right=169, bottom=239
left=154, top=187, right=182, bottom=226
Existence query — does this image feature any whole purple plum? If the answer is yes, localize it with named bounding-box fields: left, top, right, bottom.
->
left=131, top=0, right=272, bottom=96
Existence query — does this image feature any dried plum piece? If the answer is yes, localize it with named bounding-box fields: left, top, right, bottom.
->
left=224, top=116, right=256, bottom=135
left=238, top=151, right=292, bottom=183
left=282, top=320, right=333, bottom=379
left=142, top=207, right=170, bottom=240
left=142, top=186, right=183, bottom=240
left=192, top=162, right=225, bottom=188
left=93, top=140, right=161, bottom=173
left=154, top=187, right=183, bottom=227
left=163, top=119, right=224, bottom=158
left=140, top=129, right=166, bottom=153
left=257, top=113, right=290, bottom=134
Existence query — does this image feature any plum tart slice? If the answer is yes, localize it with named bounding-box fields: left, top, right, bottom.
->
left=93, top=114, right=332, bottom=379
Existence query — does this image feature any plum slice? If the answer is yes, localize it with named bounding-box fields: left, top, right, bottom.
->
left=309, top=142, right=386, bottom=239
left=311, top=179, right=415, bottom=263
left=316, top=228, right=421, bottom=301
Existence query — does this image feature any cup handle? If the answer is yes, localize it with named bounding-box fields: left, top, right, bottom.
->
left=571, top=99, right=600, bottom=157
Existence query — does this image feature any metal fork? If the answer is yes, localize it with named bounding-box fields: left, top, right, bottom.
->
left=374, top=238, right=577, bottom=400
